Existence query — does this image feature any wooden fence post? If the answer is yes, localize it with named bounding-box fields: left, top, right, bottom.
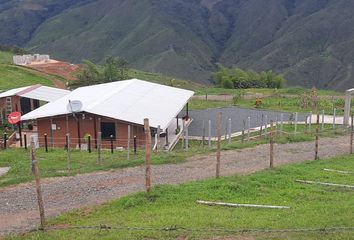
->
left=144, top=118, right=152, bottom=193
left=247, top=117, right=251, bottom=141
left=110, top=135, right=114, bottom=154
left=182, top=119, right=186, bottom=149
left=44, top=134, right=48, bottom=152
left=88, top=135, right=91, bottom=153
left=202, top=120, right=206, bottom=148
left=66, top=134, right=71, bottom=171
left=24, top=133, right=27, bottom=150
left=308, top=112, right=312, bottom=133
left=280, top=113, right=284, bottom=136
left=127, top=125, right=131, bottom=159
left=18, top=122, right=22, bottom=147
left=31, top=137, right=46, bottom=230
left=315, top=113, right=320, bottom=160
left=50, top=118, right=54, bottom=148
left=97, top=132, right=102, bottom=165
left=294, top=112, right=298, bottom=133
left=216, top=112, right=222, bottom=178
left=242, top=119, right=245, bottom=143
left=185, top=124, right=189, bottom=151
left=3, top=133, right=7, bottom=149
left=134, top=136, right=137, bottom=154
left=350, top=114, right=353, bottom=154
left=228, top=118, right=232, bottom=144
left=156, top=125, right=161, bottom=153
left=321, top=110, right=325, bottom=131
left=208, top=120, right=212, bottom=147
left=269, top=121, right=274, bottom=169
left=259, top=114, right=264, bottom=139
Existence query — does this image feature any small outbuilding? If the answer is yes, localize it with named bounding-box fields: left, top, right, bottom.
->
left=0, top=84, right=70, bottom=123
left=21, top=79, right=194, bottom=150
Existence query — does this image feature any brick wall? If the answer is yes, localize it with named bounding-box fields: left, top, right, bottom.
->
left=36, top=113, right=148, bottom=149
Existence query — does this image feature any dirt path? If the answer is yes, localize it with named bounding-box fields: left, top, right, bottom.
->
left=0, top=135, right=351, bottom=234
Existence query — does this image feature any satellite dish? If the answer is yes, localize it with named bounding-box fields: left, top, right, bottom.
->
left=67, top=100, right=83, bottom=113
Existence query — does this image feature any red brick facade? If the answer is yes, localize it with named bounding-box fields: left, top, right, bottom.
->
left=36, top=113, right=147, bottom=149
left=1, top=96, right=40, bottom=121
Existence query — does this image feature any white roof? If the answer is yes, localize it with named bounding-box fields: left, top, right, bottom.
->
left=0, top=85, right=70, bottom=102
left=22, top=79, right=194, bottom=129
left=0, top=86, right=29, bottom=98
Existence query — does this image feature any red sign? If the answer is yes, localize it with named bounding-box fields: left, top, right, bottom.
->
left=7, top=112, right=21, bottom=124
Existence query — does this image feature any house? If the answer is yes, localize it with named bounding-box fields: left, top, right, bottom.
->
left=21, top=79, right=194, bottom=150
left=0, top=84, right=70, bottom=123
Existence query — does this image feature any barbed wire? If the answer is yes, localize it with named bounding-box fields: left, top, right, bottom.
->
left=2, top=225, right=354, bottom=235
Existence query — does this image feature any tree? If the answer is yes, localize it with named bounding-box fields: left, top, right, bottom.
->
left=70, top=60, right=102, bottom=89
left=69, top=57, right=130, bottom=89
left=103, top=56, right=129, bottom=82
left=212, top=65, right=285, bottom=89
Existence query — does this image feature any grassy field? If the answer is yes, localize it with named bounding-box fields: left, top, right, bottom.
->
left=129, top=69, right=202, bottom=91
left=194, top=87, right=341, bottom=96
left=0, top=64, right=54, bottom=90
left=0, top=124, right=347, bottom=188
left=0, top=51, right=12, bottom=64
left=189, top=97, right=348, bottom=115
left=0, top=148, right=188, bottom=187
left=10, top=152, right=354, bottom=240
left=190, top=87, right=350, bottom=115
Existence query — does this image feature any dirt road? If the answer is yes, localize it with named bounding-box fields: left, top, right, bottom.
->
left=0, top=135, right=351, bottom=234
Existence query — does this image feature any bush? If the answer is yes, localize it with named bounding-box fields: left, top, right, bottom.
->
left=222, top=78, right=233, bottom=89
left=213, top=65, right=285, bottom=89
left=232, top=92, right=243, bottom=104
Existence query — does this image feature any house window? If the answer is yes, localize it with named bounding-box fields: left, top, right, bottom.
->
left=100, top=122, right=116, bottom=140
left=20, top=97, right=31, bottom=114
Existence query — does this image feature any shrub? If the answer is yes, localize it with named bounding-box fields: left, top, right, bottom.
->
left=213, top=65, right=285, bottom=89
left=232, top=91, right=243, bottom=104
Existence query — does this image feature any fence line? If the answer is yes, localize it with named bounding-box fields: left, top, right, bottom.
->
left=2, top=225, right=354, bottom=235
left=1, top=115, right=354, bottom=236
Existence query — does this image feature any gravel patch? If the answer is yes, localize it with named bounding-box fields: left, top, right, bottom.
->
left=182, top=107, right=307, bottom=137
left=0, top=135, right=351, bottom=234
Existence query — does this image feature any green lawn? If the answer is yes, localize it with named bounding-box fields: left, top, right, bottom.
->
left=0, top=64, right=54, bottom=90
left=11, top=153, right=354, bottom=239
left=0, top=124, right=347, bottom=188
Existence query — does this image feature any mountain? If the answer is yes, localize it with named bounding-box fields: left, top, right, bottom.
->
left=0, top=0, right=353, bottom=90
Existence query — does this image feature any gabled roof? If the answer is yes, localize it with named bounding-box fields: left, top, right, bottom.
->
left=21, top=79, right=194, bottom=129
left=0, top=85, right=70, bottom=102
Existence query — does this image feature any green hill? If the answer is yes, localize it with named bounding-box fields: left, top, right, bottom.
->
left=0, top=50, right=12, bottom=64
left=0, top=49, right=201, bottom=91
left=0, top=64, right=54, bottom=91
left=1, top=0, right=354, bottom=90
left=0, top=49, right=54, bottom=90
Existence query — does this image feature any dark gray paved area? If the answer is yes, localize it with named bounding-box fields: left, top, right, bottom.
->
left=182, top=107, right=307, bottom=137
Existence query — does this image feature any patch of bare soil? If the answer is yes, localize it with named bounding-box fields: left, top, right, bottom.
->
left=27, top=61, right=80, bottom=81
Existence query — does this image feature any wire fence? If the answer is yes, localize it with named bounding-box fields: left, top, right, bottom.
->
left=2, top=225, right=354, bottom=236
left=1, top=114, right=354, bottom=237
